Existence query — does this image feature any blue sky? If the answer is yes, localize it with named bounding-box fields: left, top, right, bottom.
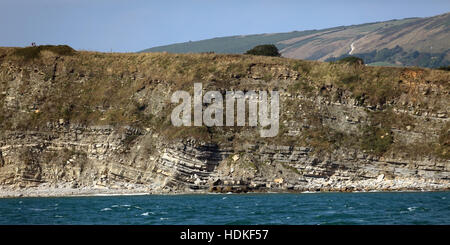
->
left=1, top=0, right=449, bottom=52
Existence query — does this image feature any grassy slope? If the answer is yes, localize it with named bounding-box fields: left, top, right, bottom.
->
left=140, top=30, right=322, bottom=54
left=139, top=18, right=421, bottom=54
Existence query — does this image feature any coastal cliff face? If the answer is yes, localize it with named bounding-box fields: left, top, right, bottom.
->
left=0, top=47, right=449, bottom=197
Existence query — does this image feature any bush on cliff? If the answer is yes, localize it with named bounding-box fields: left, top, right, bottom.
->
left=245, top=44, right=281, bottom=57
left=14, top=45, right=76, bottom=60
left=437, top=66, right=450, bottom=71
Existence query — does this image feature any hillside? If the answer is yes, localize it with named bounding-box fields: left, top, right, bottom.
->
left=141, top=12, right=450, bottom=68
left=0, top=46, right=449, bottom=197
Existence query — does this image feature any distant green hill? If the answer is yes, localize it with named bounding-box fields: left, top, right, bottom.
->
left=141, top=30, right=322, bottom=54
left=141, top=12, right=450, bottom=68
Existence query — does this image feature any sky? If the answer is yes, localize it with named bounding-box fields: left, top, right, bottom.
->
left=1, top=0, right=449, bottom=53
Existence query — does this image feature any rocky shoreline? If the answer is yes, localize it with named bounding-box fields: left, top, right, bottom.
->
left=1, top=177, right=448, bottom=198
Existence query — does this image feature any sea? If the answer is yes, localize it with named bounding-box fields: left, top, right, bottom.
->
left=0, top=192, right=449, bottom=225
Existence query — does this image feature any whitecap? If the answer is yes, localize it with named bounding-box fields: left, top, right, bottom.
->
left=222, top=197, right=227, bottom=200
left=111, top=205, right=119, bottom=208
left=121, top=204, right=131, bottom=207
left=30, top=208, right=48, bottom=212
left=407, top=207, right=417, bottom=212
left=160, top=217, right=168, bottom=220
left=141, top=212, right=149, bottom=216
left=101, top=208, right=112, bottom=211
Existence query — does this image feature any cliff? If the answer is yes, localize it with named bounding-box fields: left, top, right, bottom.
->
left=0, top=46, right=449, bottom=197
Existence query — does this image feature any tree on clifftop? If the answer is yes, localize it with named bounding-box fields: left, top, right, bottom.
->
left=245, top=44, right=281, bottom=57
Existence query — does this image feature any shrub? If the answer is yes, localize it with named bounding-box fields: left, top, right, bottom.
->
left=245, top=44, right=281, bottom=57
left=14, top=45, right=76, bottom=60
left=338, top=56, right=364, bottom=65
left=437, top=66, right=450, bottom=71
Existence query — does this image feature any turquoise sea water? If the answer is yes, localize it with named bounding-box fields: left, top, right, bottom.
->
left=0, top=192, right=449, bottom=224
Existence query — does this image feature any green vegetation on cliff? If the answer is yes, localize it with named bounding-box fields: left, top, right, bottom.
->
left=13, top=45, right=75, bottom=61
left=245, top=44, right=281, bottom=57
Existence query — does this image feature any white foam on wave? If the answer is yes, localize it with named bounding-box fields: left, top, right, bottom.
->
left=101, top=208, right=112, bottom=211
left=30, top=208, right=48, bottom=212
left=407, top=207, right=417, bottom=212
left=141, top=212, right=149, bottom=216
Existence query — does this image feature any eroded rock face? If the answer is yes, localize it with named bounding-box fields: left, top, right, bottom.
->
left=0, top=121, right=448, bottom=194
left=0, top=50, right=448, bottom=196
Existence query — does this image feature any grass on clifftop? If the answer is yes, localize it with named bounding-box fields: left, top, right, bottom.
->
left=13, top=45, right=76, bottom=61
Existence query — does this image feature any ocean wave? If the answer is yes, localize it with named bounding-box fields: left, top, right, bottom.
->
left=407, top=207, right=417, bottom=212
left=29, top=208, right=49, bottom=212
